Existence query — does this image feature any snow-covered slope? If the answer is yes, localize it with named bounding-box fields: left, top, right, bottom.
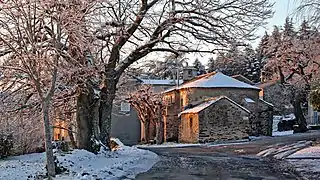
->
left=0, top=140, right=159, bottom=180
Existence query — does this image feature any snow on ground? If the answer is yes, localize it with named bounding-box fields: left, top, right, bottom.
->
left=288, top=146, right=320, bottom=158
left=272, top=130, right=294, bottom=137
left=206, top=140, right=249, bottom=147
left=136, top=142, right=202, bottom=148
left=0, top=139, right=159, bottom=180
left=136, top=140, right=250, bottom=148
left=287, top=146, right=320, bottom=179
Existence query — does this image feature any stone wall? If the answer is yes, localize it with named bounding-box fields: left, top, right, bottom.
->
left=179, top=114, right=199, bottom=143
left=186, top=88, right=260, bottom=106
left=261, top=83, right=294, bottom=115
left=244, top=99, right=273, bottom=136
left=197, top=99, right=250, bottom=142
left=163, top=90, right=181, bottom=142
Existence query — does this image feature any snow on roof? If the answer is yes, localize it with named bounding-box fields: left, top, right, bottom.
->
left=164, top=72, right=260, bottom=93
left=141, top=79, right=183, bottom=86
left=179, top=96, right=250, bottom=116
left=244, top=98, right=255, bottom=103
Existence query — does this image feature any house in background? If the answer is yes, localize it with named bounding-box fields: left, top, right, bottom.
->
left=308, top=101, right=319, bottom=126
left=110, top=75, right=185, bottom=145
left=162, top=72, right=274, bottom=143
left=257, top=80, right=319, bottom=128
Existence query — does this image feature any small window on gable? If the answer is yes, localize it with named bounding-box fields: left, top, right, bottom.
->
left=189, top=117, right=193, bottom=128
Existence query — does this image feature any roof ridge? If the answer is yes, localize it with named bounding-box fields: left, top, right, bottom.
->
left=182, top=71, right=216, bottom=85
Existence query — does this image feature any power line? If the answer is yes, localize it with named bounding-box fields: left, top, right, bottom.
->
left=287, top=0, right=290, bottom=16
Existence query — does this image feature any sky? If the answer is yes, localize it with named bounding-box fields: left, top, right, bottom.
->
left=254, top=0, right=299, bottom=47
left=140, top=0, right=302, bottom=68
left=191, top=0, right=301, bottom=65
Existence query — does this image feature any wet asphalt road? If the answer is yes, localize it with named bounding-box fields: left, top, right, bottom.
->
left=135, top=131, right=320, bottom=180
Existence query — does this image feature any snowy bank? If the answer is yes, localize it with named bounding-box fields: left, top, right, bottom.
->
left=136, top=139, right=250, bottom=148
left=287, top=146, right=320, bottom=179
left=136, top=142, right=202, bottom=148
left=0, top=139, right=159, bottom=180
left=272, top=130, right=294, bottom=137
left=288, top=146, right=320, bottom=159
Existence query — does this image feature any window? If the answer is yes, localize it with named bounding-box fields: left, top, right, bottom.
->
left=188, top=70, right=192, bottom=75
left=189, top=117, right=193, bottom=128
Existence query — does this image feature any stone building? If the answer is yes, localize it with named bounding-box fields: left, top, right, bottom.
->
left=179, top=96, right=251, bottom=143
left=256, top=81, right=294, bottom=115
left=162, top=72, right=273, bottom=143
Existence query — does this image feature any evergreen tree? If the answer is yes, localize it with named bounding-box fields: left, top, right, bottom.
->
left=265, top=26, right=281, bottom=58
left=242, top=46, right=263, bottom=83
left=298, top=20, right=312, bottom=40
left=283, top=17, right=295, bottom=38
left=257, top=31, right=269, bottom=54
left=193, top=58, right=206, bottom=75
left=207, top=57, right=215, bottom=73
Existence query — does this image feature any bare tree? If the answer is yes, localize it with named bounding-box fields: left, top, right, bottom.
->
left=126, top=85, right=164, bottom=144
left=0, top=0, right=93, bottom=177
left=295, top=0, right=320, bottom=27
left=91, top=0, right=274, bottom=147
left=0, top=0, right=274, bottom=155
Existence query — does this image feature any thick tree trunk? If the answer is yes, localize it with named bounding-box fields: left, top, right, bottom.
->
left=144, top=121, right=150, bottom=143
left=293, top=95, right=308, bottom=133
left=42, top=101, right=55, bottom=177
left=99, top=71, right=118, bottom=149
left=76, top=83, right=101, bottom=152
left=155, top=121, right=164, bottom=144
left=76, top=90, right=92, bottom=150
left=155, top=107, right=164, bottom=144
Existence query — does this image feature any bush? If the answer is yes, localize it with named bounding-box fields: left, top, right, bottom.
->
left=310, top=89, right=320, bottom=111
left=0, top=133, right=13, bottom=159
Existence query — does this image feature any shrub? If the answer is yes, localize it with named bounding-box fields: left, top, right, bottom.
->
left=310, top=89, right=320, bottom=111
left=0, top=133, right=13, bottom=159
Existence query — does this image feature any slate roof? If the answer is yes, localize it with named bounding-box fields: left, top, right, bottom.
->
left=140, top=79, right=183, bottom=86
left=178, top=96, right=251, bottom=116
left=164, top=72, right=260, bottom=93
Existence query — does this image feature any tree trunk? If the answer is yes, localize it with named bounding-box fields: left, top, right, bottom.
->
left=293, top=95, right=308, bottom=133
left=68, top=125, right=76, bottom=149
left=156, top=121, right=164, bottom=144
left=75, top=80, right=102, bottom=152
left=42, top=101, right=55, bottom=177
left=144, top=121, right=150, bottom=143
left=76, top=88, right=94, bottom=151
left=156, top=107, right=164, bottom=144
left=92, top=99, right=100, bottom=139
left=99, top=71, right=118, bottom=149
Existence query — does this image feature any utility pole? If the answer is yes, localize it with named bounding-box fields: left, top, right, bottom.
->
left=176, top=57, right=179, bottom=87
